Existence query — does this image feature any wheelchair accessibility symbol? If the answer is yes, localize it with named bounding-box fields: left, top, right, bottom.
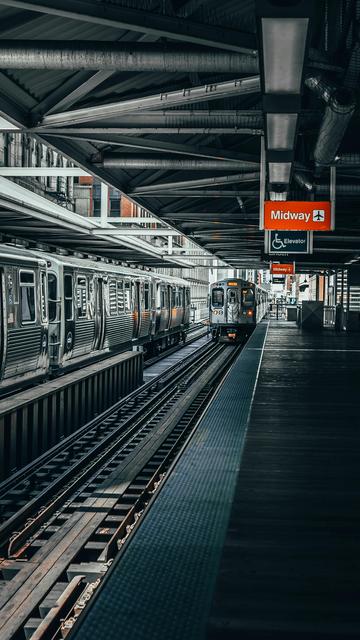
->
left=271, top=233, right=286, bottom=251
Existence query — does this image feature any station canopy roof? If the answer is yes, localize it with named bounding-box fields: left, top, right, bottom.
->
left=0, top=0, right=358, bottom=272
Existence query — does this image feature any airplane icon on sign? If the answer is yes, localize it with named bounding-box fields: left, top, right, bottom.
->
left=313, top=209, right=325, bottom=222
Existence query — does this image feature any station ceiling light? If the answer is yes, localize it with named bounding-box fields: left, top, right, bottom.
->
left=261, top=18, right=309, bottom=94
left=266, top=113, right=298, bottom=150
left=256, top=0, right=313, bottom=193
left=268, top=162, right=291, bottom=184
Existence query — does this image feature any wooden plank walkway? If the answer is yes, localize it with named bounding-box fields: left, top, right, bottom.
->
left=208, top=321, right=360, bottom=639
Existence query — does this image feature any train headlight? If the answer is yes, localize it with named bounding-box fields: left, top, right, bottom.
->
left=247, top=309, right=253, bottom=317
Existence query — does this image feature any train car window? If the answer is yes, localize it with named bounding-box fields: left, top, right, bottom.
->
left=242, top=288, right=254, bottom=307
left=40, top=272, right=47, bottom=322
left=144, top=282, right=150, bottom=310
left=76, top=276, right=88, bottom=318
left=124, top=281, right=131, bottom=312
left=171, top=287, right=176, bottom=308
left=212, top=288, right=224, bottom=308
left=160, top=287, right=166, bottom=308
left=64, top=274, right=73, bottom=321
left=19, top=270, right=36, bottom=323
left=186, top=289, right=191, bottom=306
left=117, top=281, right=125, bottom=312
left=48, top=273, right=57, bottom=322
left=109, top=279, right=117, bottom=316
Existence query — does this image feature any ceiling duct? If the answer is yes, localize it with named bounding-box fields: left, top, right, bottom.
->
left=0, top=41, right=259, bottom=73
left=293, top=171, right=314, bottom=191
left=294, top=173, right=360, bottom=195
left=102, top=156, right=258, bottom=171
left=305, top=74, right=356, bottom=167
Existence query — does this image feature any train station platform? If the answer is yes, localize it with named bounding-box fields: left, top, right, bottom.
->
left=71, top=320, right=360, bottom=640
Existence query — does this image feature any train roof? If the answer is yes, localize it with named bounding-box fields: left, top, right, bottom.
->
left=0, top=243, right=190, bottom=287
left=211, top=278, right=269, bottom=294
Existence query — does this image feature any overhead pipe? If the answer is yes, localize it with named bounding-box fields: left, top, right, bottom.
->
left=293, top=171, right=314, bottom=192
left=102, top=156, right=259, bottom=171
left=0, top=41, right=259, bottom=73
left=305, top=74, right=356, bottom=167
left=131, top=172, right=260, bottom=194
left=294, top=174, right=360, bottom=196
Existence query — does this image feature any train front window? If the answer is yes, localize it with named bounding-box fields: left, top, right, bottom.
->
left=212, top=288, right=224, bottom=308
left=20, top=270, right=35, bottom=323
left=242, top=288, right=254, bottom=307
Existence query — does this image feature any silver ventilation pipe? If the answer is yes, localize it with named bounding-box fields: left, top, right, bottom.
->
left=305, top=74, right=356, bottom=167
left=293, top=172, right=314, bottom=192
left=0, top=41, right=259, bottom=73
left=316, top=183, right=360, bottom=195
left=336, top=154, right=360, bottom=167
left=102, top=156, right=258, bottom=171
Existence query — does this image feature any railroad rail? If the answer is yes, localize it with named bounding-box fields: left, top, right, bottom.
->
left=0, top=338, right=239, bottom=640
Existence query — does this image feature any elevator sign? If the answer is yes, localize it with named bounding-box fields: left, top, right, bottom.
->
left=267, top=230, right=312, bottom=255
left=264, top=201, right=333, bottom=231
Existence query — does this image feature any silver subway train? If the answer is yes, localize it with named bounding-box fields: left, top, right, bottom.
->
left=210, top=278, right=269, bottom=342
left=0, top=244, right=190, bottom=391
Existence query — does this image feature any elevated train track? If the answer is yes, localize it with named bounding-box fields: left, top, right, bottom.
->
left=0, top=336, right=240, bottom=640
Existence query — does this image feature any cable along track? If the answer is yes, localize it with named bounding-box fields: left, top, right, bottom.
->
left=0, top=340, right=240, bottom=640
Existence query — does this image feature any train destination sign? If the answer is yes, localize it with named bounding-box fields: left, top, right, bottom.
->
left=267, top=230, right=312, bottom=255
left=263, top=201, right=333, bottom=231
left=271, top=262, right=295, bottom=275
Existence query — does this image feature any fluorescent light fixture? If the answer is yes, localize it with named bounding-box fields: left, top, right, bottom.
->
left=0, top=116, right=19, bottom=130
left=266, top=113, right=298, bottom=150
left=269, top=191, right=287, bottom=201
left=262, top=17, right=309, bottom=93
left=268, top=162, right=291, bottom=183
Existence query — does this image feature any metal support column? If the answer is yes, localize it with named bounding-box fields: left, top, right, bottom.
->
left=100, top=182, right=109, bottom=227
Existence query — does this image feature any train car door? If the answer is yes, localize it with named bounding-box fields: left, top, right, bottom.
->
left=132, top=281, right=140, bottom=338
left=93, top=277, right=105, bottom=350
left=63, top=269, right=75, bottom=356
left=167, top=285, right=172, bottom=329
left=227, top=286, right=239, bottom=324
left=0, top=269, right=4, bottom=376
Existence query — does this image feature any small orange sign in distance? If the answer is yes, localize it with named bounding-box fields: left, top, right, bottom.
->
left=264, top=201, right=332, bottom=231
left=271, top=263, right=295, bottom=275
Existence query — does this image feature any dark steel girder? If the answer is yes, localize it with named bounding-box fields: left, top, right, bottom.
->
left=0, top=0, right=258, bottom=54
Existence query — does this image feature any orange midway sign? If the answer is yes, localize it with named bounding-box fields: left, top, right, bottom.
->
left=271, top=263, right=295, bottom=275
left=264, top=201, right=332, bottom=231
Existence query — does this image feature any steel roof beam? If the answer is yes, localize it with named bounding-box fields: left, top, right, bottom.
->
left=31, top=70, right=114, bottom=119
left=0, top=0, right=258, bottom=54
left=0, top=167, right=89, bottom=176
left=131, top=172, right=260, bottom=193
left=135, top=190, right=260, bottom=197
left=40, top=76, right=261, bottom=126
left=66, top=110, right=264, bottom=127
left=44, top=132, right=259, bottom=165
left=41, top=127, right=262, bottom=135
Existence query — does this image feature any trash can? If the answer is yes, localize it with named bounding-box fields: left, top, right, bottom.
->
left=286, top=306, right=297, bottom=322
left=299, top=301, right=324, bottom=330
